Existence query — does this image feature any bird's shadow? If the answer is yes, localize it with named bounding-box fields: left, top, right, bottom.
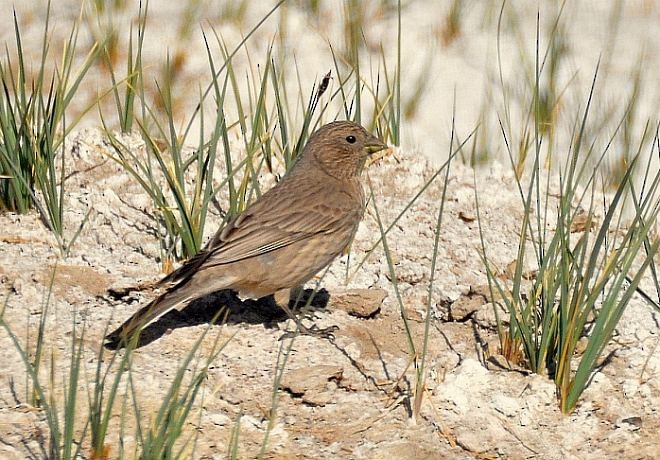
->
left=105, top=288, right=330, bottom=349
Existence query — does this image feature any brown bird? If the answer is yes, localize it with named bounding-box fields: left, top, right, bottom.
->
left=106, top=120, right=387, bottom=347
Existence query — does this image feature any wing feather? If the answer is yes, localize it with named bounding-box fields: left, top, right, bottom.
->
left=161, top=175, right=363, bottom=284
left=203, top=177, right=362, bottom=267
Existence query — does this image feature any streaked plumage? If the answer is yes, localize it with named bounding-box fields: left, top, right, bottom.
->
left=106, top=120, right=387, bottom=346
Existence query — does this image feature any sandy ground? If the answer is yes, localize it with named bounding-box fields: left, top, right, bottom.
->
left=0, top=129, right=659, bottom=459
left=1, top=1, right=660, bottom=459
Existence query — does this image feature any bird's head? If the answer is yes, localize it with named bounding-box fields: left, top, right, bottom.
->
left=302, top=121, right=388, bottom=180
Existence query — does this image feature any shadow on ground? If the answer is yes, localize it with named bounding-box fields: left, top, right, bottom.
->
left=105, top=287, right=331, bottom=348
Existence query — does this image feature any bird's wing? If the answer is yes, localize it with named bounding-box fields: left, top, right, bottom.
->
left=204, top=186, right=361, bottom=267
left=160, top=177, right=362, bottom=286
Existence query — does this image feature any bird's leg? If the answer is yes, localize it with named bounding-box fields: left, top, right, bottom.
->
left=274, top=288, right=338, bottom=339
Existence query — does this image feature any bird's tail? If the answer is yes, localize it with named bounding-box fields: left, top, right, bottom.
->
left=105, top=286, right=193, bottom=348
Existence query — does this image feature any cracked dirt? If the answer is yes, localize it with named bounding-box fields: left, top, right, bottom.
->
left=1, top=130, right=659, bottom=459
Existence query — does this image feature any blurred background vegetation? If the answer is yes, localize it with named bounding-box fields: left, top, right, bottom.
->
left=1, top=0, right=656, bottom=176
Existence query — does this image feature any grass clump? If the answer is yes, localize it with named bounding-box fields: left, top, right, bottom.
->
left=0, top=2, right=99, bottom=255
left=480, top=119, right=659, bottom=413
left=478, top=12, right=660, bottom=412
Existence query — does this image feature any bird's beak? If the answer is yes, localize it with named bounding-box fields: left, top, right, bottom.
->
left=364, top=136, right=388, bottom=155
left=364, top=136, right=389, bottom=168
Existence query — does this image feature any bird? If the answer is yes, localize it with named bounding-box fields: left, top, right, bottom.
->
left=105, top=120, right=387, bottom=347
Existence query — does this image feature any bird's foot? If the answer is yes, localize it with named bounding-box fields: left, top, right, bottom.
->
left=279, top=323, right=338, bottom=341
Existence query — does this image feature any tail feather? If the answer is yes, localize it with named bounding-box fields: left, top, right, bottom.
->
left=105, top=286, right=193, bottom=347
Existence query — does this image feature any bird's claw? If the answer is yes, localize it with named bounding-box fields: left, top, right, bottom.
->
left=278, top=323, right=338, bottom=341
left=306, top=324, right=338, bottom=339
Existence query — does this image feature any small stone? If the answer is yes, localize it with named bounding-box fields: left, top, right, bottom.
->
left=302, top=390, right=334, bottom=407
left=450, top=293, right=485, bottom=321
left=280, top=365, right=343, bottom=399
left=469, top=284, right=504, bottom=302
left=330, top=288, right=386, bottom=318
left=221, top=393, right=243, bottom=405
left=403, top=307, right=424, bottom=322
left=473, top=302, right=509, bottom=329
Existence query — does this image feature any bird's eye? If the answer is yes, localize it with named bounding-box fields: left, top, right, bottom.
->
left=346, top=135, right=356, bottom=144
